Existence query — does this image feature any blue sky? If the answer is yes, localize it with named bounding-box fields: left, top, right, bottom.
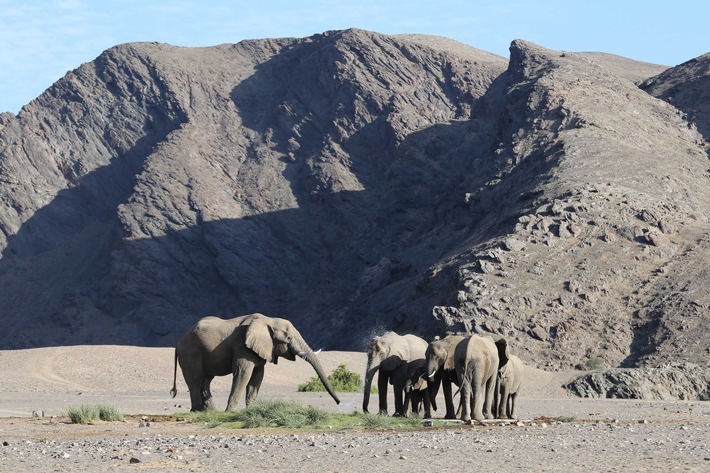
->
left=1, top=0, right=708, bottom=114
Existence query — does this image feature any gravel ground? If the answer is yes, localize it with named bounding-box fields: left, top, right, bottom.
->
left=0, top=346, right=708, bottom=472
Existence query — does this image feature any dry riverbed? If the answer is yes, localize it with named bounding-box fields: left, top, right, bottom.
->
left=0, top=346, right=708, bottom=472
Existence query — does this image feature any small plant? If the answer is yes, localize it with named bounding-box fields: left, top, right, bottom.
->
left=97, top=404, right=124, bottom=422
left=66, top=404, right=99, bottom=424
left=556, top=416, right=577, bottom=423
left=298, top=364, right=377, bottom=393
left=585, top=356, right=606, bottom=371
left=233, top=400, right=332, bottom=429
left=65, top=403, right=124, bottom=423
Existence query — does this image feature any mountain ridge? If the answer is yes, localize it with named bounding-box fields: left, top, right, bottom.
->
left=0, top=31, right=707, bottom=388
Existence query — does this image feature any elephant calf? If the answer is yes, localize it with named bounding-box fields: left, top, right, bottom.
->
left=495, top=338, right=524, bottom=419
left=403, top=359, right=437, bottom=418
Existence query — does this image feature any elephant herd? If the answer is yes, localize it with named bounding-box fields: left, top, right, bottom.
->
left=363, top=331, right=524, bottom=423
left=171, top=313, right=524, bottom=423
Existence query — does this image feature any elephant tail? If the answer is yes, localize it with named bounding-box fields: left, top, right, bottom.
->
left=170, top=348, right=178, bottom=398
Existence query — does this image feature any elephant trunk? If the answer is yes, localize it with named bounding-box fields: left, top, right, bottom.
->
left=291, top=338, right=340, bottom=405
left=362, top=361, right=378, bottom=413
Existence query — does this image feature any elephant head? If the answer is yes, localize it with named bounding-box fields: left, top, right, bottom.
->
left=495, top=337, right=510, bottom=369
left=425, top=338, right=455, bottom=379
left=245, top=315, right=340, bottom=405
left=363, top=335, right=389, bottom=412
left=404, top=360, right=427, bottom=393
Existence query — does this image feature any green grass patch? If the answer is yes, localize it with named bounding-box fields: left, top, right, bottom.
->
left=65, top=403, right=124, bottom=423
left=298, top=364, right=377, bottom=393
left=585, top=356, right=606, bottom=371
left=555, top=416, right=577, bottom=423
left=183, top=400, right=435, bottom=430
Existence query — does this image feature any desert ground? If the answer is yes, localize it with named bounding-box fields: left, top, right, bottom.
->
left=0, top=346, right=708, bottom=472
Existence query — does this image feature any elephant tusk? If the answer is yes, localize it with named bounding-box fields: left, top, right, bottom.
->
left=427, top=373, right=435, bottom=379
left=297, top=348, right=321, bottom=357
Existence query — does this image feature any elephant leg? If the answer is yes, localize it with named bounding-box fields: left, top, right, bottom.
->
left=201, top=376, right=215, bottom=411
left=498, top=385, right=510, bottom=419
left=181, top=367, right=207, bottom=412
left=245, top=364, right=265, bottom=406
left=443, top=381, right=457, bottom=419
left=226, top=361, right=254, bottom=412
left=392, top=372, right=406, bottom=417
left=403, top=391, right=412, bottom=417
left=509, top=392, right=518, bottom=419
left=423, top=390, right=431, bottom=419
left=483, top=373, right=497, bottom=420
left=470, top=370, right=486, bottom=422
left=460, top=379, right=472, bottom=422
left=412, top=391, right=422, bottom=415
left=377, top=372, right=389, bottom=415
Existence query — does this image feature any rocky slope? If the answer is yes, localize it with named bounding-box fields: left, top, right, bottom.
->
left=0, top=30, right=708, bottom=390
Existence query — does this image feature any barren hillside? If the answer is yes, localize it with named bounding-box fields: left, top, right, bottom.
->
left=0, top=30, right=708, bottom=395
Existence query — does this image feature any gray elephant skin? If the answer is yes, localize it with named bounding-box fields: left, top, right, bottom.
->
left=424, top=335, right=467, bottom=419
left=426, top=334, right=499, bottom=422
left=363, top=332, right=428, bottom=416
left=458, top=335, right=499, bottom=422
left=495, top=338, right=524, bottom=419
left=403, top=358, right=437, bottom=418
left=171, top=313, right=340, bottom=411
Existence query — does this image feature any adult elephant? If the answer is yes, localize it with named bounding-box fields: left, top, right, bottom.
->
left=170, top=313, right=340, bottom=411
left=363, top=332, right=428, bottom=416
left=457, top=335, right=499, bottom=423
left=424, top=335, right=467, bottom=419
left=495, top=338, right=524, bottom=419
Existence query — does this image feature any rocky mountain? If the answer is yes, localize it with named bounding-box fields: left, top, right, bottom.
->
left=0, top=30, right=708, bottom=391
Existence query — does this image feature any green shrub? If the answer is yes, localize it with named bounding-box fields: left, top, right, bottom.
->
left=298, top=364, right=377, bottom=393
left=585, top=356, right=606, bottom=371
left=66, top=404, right=99, bottom=424
left=97, top=404, right=124, bottom=422
left=65, top=403, right=123, bottom=423
left=233, top=400, right=331, bottom=429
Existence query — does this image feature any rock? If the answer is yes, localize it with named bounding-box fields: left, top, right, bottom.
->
left=503, top=238, right=526, bottom=252
left=564, top=363, right=710, bottom=400
left=645, top=230, right=671, bottom=247
left=528, top=326, right=548, bottom=342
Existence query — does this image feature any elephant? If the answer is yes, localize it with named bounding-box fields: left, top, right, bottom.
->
left=495, top=338, right=524, bottom=419
left=170, top=313, right=340, bottom=411
left=424, top=334, right=467, bottom=419
left=456, top=334, right=499, bottom=423
left=363, top=331, right=428, bottom=416
left=403, top=358, right=437, bottom=418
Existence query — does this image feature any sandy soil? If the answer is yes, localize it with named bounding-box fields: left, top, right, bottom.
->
left=0, top=346, right=708, bottom=472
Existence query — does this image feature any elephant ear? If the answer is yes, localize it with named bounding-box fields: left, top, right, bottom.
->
left=245, top=318, right=274, bottom=361
left=495, top=338, right=510, bottom=366
left=443, top=346, right=456, bottom=372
